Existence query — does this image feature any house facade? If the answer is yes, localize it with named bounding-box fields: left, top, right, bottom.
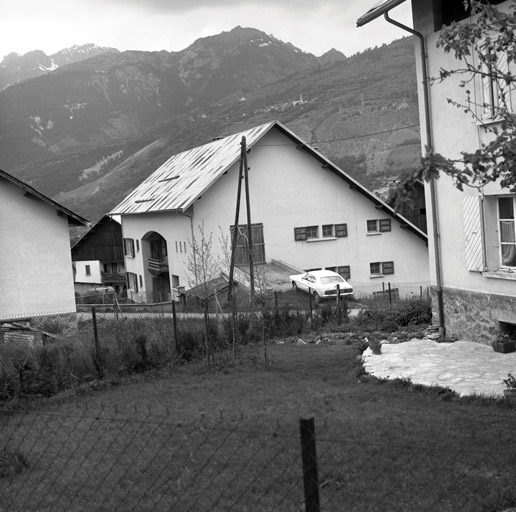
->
left=358, top=0, right=516, bottom=343
left=0, top=169, right=89, bottom=326
left=111, top=122, right=429, bottom=303
left=72, top=214, right=126, bottom=297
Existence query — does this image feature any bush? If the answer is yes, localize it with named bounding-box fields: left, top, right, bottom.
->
left=354, top=298, right=431, bottom=332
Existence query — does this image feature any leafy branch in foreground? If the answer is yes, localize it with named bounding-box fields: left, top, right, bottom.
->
left=390, top=0, right=516, bottom=207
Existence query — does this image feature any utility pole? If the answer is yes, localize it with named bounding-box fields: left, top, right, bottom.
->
left=242, top=137, right=255, bottom=298
left=227, top=140, right=245, bottom=304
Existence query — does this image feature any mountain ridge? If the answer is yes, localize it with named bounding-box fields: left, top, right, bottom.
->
left=0, top=28, right=420, bottom=224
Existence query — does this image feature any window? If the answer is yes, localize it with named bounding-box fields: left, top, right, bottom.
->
left=368, top=219, right=391, bottom=233
left=337, top=266, right=351, bottom=280
left=139, top=275, right=143, bottom=288
left=481, top=49, right=511, bottom=119
left=326, top=266, right=350, bottom=279
left=370, top=261, right=394, bottom=275
left=335, top=223, right=348, bottom=238
left=367, top=220, right=378, bottom=233
left=230, top=223, right=266, bottom=265
left=127, top=272, right=138, bottom=292
left=379, top=219, right=391, bottom=232
left=124, top=238, right=135, bottom=258
left=498, top=197, right=516, bottom=267
left=136, top=239, right=140, bottom=252
left=85, top=265, right=91, bottom=276
left=322, top=224, right=334, bottom=237
left=294, top=226, right=318, bottom=241
left=433, top=0, right=505, bottom=30
left=306, top=226, right=318, bottom=239
left=370, top=262, right=381, bottom=275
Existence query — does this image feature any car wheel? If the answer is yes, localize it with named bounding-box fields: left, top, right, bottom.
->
left=292, top=282, right=298, bottom=291
left=313, top=291, right=322, bottom=303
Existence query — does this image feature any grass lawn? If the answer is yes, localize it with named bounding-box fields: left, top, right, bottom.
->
left=1, top=340, right=516, bottom=511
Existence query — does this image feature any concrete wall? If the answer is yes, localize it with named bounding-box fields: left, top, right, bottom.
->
left=0, top=179, right=77, bottom=322
left=412, top=0, right=516, bottom=341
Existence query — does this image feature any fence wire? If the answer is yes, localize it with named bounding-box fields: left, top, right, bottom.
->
left=1, top=407, right=515, bottom=512
left=0, top=406, right=303, bottom=512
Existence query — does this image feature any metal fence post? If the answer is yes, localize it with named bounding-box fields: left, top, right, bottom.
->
left=388, top=282, right=392, bottom=306
left=300, top=417, right=320, bottom=512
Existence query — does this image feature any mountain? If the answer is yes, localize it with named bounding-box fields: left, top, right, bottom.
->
left=0, top=44, right=119, bottom=91
left=0, top=28, right=421, bottom=224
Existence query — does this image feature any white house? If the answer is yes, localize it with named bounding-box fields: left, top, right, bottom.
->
left=0, top=169, right=90, bottom=327
left=110, top=121, right=429, bottom=303
left=357, top=0, right=516, bottom=343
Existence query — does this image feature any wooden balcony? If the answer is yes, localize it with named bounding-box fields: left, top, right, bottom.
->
left=101, top=272, right=126, bottom=283
left=148, top=257, right=169, bottom=275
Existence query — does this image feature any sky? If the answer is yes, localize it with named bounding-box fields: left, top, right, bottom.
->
left=0, top=0, right=413, bottom=62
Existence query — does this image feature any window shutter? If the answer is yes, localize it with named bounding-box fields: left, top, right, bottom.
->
left=463, top=196, right=484, bottom=272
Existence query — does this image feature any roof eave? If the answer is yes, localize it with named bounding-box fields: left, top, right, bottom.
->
left=0, top=169, right=90, bottom=227
left=356, top=0, right=408, bottom=27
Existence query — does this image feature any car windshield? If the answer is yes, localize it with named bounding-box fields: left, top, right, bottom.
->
left=320, top=276, right=345, bottom=284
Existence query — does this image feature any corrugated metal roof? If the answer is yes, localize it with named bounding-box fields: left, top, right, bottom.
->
left=110, top=122, right=276, bottom=215
left=111, top=120, right=427, bottom=242
left=356, top=0, right=408, bottom=27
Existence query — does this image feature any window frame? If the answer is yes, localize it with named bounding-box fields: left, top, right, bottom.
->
left=127, top=272, right=138, bottom=292
left=305, top=225, right=318, bottom=239
left=370, top=262, right=381, bottom=275
left=367, top=220, right=378, bottom=233
left=124, top=238, right=135, bottom=258
left=498, top=196, right=516, bottom=268
left=322, top=224, right=334, bottom=238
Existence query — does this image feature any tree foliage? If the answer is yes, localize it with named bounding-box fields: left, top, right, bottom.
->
left=389, top=0, right=516, bottom=208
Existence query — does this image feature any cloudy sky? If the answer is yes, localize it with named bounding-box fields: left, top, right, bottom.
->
left=0, top=0, right=413, bottom=61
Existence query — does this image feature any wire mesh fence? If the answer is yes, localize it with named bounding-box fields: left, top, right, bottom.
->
left=1, top=406, right=514, bottom=512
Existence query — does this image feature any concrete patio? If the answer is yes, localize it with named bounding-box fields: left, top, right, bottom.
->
left=362, top=339, right=516, bottom=397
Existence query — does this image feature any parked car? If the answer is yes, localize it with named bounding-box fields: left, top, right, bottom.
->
left=290, top=270, right=353, bottom=302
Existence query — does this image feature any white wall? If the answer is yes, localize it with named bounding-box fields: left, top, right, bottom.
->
left=0, top=179, right=77, bottom=320
left=192, top=129, right=429, bottom=297
left=120, top=212, right=191, bottom=302
left=413, top=0, right=516, bottom=298
left=74, top=260, right=102, bottom=284
left=119, top=128, right=429, bottom=299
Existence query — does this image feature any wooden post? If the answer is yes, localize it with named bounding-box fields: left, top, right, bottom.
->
left=336, top=285, right=342, bottom=324
left=172, top=300, right=178, bottom=353
left=91, top=307, right=103, bottom=379
left=420, top=285, right=423, bottom=300
left=228, top=141, right=245, bottom=303
left=242, top=136, right=255, bottom=299
left=299, top=418, right=320, bottom=512
left=308, top=287, right=313, bottom=323
left=388, top=282, right=392, bottom=306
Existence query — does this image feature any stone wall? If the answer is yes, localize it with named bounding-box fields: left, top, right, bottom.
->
left=430, top=286, right=516, bottom=345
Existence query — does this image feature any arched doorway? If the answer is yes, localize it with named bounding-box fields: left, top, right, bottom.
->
left=142, top=231, right=170, bottom=303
